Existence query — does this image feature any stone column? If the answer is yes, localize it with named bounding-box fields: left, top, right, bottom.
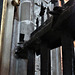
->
left=17, top=0, right=34, bottom=75
left=10, top=0, right=34, bottom=75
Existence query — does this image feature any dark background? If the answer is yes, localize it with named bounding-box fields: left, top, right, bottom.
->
left=0, top=0, right=3, bottom=29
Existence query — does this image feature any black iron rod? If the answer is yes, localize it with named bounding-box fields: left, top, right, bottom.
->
left=60, top=0, right=64, bottom=6
left=27, top=50, right=35, bottom=75
left=61, top=33, right=74, bottom=75
left=36, top=18, right=39, bottom=28
left=40, top=44, right=51, bottom=75
left=47, top=7, right=50, bottom=19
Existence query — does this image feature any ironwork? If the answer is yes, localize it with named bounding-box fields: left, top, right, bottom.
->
left=15, top=1, right=75, bottom=75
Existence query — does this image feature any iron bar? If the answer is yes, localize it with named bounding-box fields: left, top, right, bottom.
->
left=27, top=50, right=35, bottom=75
left=61, top=33, right=74, bottom=75
left=36, top=18, right=39, bottom=28
left=60, top=0, right=64, bottom=6
left=47, top=7, right=50, bottom=19
left=40, top=43, right=51, bottom=75
left=40, top=2, right=46, bottom=25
